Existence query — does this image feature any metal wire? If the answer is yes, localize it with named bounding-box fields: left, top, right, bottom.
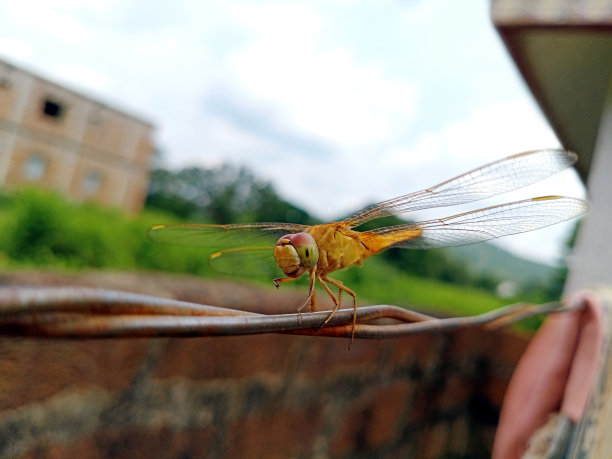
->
left=0, top=286, right=580, bottom=339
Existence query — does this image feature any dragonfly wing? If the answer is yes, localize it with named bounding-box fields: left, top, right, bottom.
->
left=372, top=196, right=589, bottom=250
left=345, top=149, right=578, bottom=226
left=208, top=246, right=281, bottom=276
left=149, top=222, right=310, bottom=248
left=148, top=222, right=310, bottom=276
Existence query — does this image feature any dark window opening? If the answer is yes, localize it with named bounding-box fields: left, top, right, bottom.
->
left=42, top=99, right=65, bottom=119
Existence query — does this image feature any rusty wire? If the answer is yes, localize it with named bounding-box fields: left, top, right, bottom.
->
left=0, top=286, right=581, bottom=339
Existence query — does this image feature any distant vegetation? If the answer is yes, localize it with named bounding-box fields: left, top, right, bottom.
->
left=0, top=162, right=573, bottom=319
left=0, top=188, right=217, bottom=275
left=146, top=164, right=314, bottom=225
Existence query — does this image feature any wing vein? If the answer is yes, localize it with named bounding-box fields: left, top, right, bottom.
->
left=371, top=196, right=589, bottom=250
left=344, top=149, right=577, bottom=226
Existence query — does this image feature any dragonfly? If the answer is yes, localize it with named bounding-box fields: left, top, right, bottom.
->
left=149, top=149, right=589, bottom=345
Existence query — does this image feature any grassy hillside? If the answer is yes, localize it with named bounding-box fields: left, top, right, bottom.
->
left=446, top=243, right=557, bottom=285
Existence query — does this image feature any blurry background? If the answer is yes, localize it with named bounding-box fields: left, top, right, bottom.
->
left=0, top=1, right=600, bottom=458
left=0, top=0, right=586, bottom=310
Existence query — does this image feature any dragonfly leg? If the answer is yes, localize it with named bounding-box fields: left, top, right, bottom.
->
left=315, top=274, right=341, bottom=327
left=273, top=276, right=297, bottom=288
left=297, top=267, right=317, bottom=317
left=309, top=267, right=318, bottom=312
left=321, top=276, right=357, bottom=349
left=274, top=275, right=307, bottom=323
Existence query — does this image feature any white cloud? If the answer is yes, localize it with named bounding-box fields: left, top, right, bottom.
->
left=3, top=1, right=99, bottom=47
left=222, top=2, right=419, bottom=148
left=53, top=65, right=110, bottom=93
left=0, top=38, right=33, bottom=62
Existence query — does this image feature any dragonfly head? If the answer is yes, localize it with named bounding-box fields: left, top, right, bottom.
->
left=274, top=232, right=319, bottom=278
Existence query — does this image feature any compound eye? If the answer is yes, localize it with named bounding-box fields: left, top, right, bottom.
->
left=291, top=232, right=319, bottom=268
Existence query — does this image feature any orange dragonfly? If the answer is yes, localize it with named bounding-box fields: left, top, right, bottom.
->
left=149, top=149, right=589, bottom=342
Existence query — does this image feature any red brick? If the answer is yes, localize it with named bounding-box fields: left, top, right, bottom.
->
left=155, top=334, right=306, bottom=380
left=493, top=329, right=530, bottom=368
left=415, top=422, right=451, bottom=459
left=225, top=406, right=322, bottom=458
left=18, top=437, right=104, bottom=459
left=405, top=385, right=439, bottom=426
left=365, top=381, right=412, bottom=447
left=90, top=426, right=216, bottom=458
left=330, top=381, right=413, bottom=455
left=449, top=329, right=484, bottom=365
left=390, top=333, right=438, bottom=369
left=304, top=336, right=389, bottom=375
left=447, top=417, right=469, bottom=454
left=437, top=373, right=472, bottom=411
left=483, top=372, right=513, bottom=409
left=18, top=425, right=216, bottom=459
left=330, top=405, right=367, bottom=457
left=0, top=339, right=147, bottom=410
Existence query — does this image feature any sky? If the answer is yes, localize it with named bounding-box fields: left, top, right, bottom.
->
left=0, top=0, right=586, bottom=265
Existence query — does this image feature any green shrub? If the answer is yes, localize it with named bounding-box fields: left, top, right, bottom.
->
left=0, top=188, right=213, bottom=272
left=6, top=189, right=77, bottom=265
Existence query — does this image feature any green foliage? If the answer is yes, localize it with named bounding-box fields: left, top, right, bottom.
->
left=0, top=188, right=212, bottom=275
left=146, top=164, right=315, bottom=225
left=4, top=189, right=125, bottom=267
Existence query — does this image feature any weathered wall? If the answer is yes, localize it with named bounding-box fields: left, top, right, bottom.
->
left=0, top=272, right=529, bottom=458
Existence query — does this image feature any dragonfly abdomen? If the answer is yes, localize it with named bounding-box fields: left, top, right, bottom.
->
left=358, top=227, right=424, bottom=255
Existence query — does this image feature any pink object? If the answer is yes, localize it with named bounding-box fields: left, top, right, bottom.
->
left=493, top=291, right=604, bottom=459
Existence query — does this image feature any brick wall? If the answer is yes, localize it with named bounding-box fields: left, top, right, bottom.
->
left=0, top=272, right=529, bottom=458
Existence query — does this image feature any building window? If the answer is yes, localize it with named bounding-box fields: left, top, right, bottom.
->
left=42, top=98, right=65, bottom=119
left=82, top=170, right=103, bottom=194
left=23, top=155, right=48, bottom=181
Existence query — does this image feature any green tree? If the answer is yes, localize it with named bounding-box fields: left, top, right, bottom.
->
left=146, top=164, right=314, bottom=224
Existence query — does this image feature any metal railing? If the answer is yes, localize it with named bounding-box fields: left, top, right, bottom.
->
left=0, top=286, right=580, bottom=339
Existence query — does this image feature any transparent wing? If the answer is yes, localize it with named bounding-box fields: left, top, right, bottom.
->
left=371, top=196, right=589, bottom=250
left=148, top=222, right=310, bottom=276
left=344, top=149, right=578, bottom=226
left=149, top=222, right=310, bottom=249
left=208, top=246, right=282, bottom=277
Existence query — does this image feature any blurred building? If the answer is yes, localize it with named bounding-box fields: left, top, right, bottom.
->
left=0, top=58, right=155, bottom=213
left=492, top=1, right=612, bottom=293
